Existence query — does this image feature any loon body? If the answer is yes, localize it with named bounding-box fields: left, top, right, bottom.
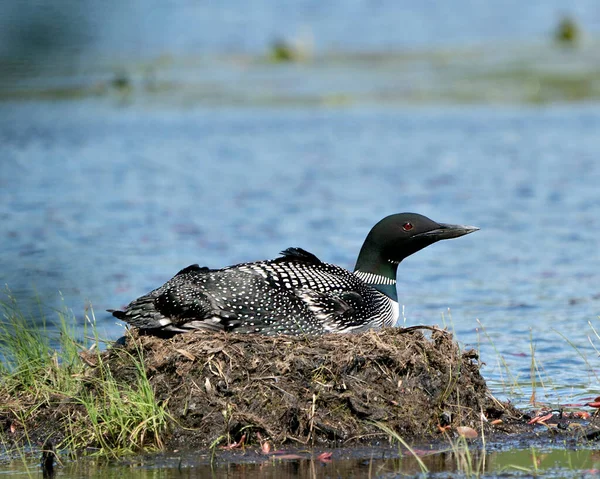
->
left=110, top=213, right=478, bottom=336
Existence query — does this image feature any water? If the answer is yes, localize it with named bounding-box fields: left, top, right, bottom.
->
left=2, top=102, right=599, bottom=408
left=5, top=445, right=600, bottom=478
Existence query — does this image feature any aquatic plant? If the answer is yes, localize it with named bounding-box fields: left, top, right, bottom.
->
left=0, top=292, right=84, bottom=402
left=554, top=15, right=581, bottom=46
left=476, top=319, right=522, bottom=397
left=63, top=345, right=170, bottom=456
left=372, top=421, right=429, bottom=474
left=0, top=292, right=169, bottom=458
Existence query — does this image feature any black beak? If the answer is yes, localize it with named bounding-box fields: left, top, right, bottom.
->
left=419, top=223, right=480, bottom=240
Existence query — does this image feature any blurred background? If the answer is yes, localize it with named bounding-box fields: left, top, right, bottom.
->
left=1, top=0, right=600, bottom=404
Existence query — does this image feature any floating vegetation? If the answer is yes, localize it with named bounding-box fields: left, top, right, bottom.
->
left=268, top=38, right=309, bottom=63
left=270, top=39, right=296, bottom=62
left=2, top=38, right=600, bottom=105
left=554, top=15, right=581, bottom=46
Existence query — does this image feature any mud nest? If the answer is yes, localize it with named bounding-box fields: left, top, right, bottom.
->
left=100, top=326, right=515, bottom=448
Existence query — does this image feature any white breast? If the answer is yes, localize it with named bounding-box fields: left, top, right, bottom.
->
left=388, top=297, right=400, bottom=327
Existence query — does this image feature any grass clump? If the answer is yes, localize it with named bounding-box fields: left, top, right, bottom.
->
left=0, top=293, right=82, bottom=396
left=65, top=346, right=170, bottom=456
left=0, top=290, right=169, bottom=458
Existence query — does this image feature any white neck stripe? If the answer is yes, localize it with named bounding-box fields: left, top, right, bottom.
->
left=354, top=270, right=397, bottom=285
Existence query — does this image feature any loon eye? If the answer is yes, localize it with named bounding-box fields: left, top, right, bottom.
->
left=402, top=222, right=413, bottom=231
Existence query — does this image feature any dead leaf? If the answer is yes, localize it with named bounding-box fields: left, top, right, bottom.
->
left=456, top=426, right=478, bottom=438
left=221, top=433, right=246, bottom=450
left=176, top=349, right=196, bottom=361
left=528, top=412, right=553, bottom=424
left=574, top=411, right=591, bottom=419
left=261, top=441, right=272, bottom=454
left=317, top=452, right=333, bottom=462
left=537, top=412, right=554, bottom=423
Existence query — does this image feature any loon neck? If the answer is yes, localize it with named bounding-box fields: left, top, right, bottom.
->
left=353, top=253, right=399, bottom=300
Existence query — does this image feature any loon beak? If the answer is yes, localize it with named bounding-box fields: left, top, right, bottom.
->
left=421, top=223, right=480, bottom=240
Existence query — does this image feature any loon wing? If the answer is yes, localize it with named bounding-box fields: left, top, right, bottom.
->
left=110, top=251, right=373, bottom=336
left=277, top=247, right=322, bottom=264
left=174, top=264, right=210, bottom=275
left=294, top=289, right=365, bottom=331
left=110, top=264, right=241, bottom=333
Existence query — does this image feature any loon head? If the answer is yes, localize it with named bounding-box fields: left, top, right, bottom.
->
left=354, top=212, right=479, bottom=275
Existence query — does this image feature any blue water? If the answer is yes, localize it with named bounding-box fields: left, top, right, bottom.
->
left=2, top=0, right=600, bottom=408
left=2, top=101, right=600, bottom=406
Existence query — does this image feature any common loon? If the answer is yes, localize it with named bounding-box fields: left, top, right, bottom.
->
left=110, top=213, right=478, bottom=336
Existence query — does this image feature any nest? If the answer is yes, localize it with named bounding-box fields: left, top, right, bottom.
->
left=101, top=326, right=513, bottom=448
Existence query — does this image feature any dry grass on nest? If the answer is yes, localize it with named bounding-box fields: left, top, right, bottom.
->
left=99, top=326, right=514, bottom=449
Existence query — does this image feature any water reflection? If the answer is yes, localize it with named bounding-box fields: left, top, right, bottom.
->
left=6, top=445, right=600, bottom=478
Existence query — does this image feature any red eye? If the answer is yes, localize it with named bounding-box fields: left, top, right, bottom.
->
left=402, top=222, right=413, bottom=231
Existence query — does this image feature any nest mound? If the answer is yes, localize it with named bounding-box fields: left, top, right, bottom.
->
left=102, top=327, right=515, bottom=448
